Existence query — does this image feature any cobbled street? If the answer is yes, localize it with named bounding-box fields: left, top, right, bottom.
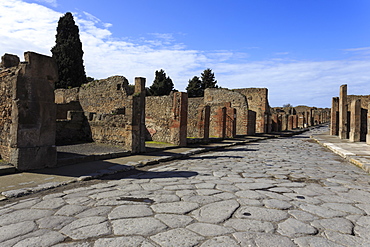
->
left=1, top=128, right=370, bottom=247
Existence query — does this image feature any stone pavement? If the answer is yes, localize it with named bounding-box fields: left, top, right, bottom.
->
left=0, top=126, right=370, bottom=246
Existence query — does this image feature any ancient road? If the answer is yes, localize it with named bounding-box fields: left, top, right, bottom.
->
left=0, top=128, right=370, bottom=246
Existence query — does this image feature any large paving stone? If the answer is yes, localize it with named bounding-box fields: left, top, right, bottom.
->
left=150, top=228, right=204, bottom=247
left=299, top=203, right=348, bottom=218
left=151, top=201, right=199, bottom=214
left=108, top=205, right=153, bottom=219
left=75, top=206, right=112, bottom=218
left=60, top=216, right=111, bottom=240
left=311, top=218, right=354, bottom=234
left=55, top=205, right=88, bottom=216
left=36, top=216, right=75, bottom=230
left=112, top=217, right=167, bottom=236
left=233, top=232, right=296, bottom=247
left=94, top=236, right=148, bottom=247
left=234, top=206, right=289, bottom=222
left=263, top=199, right=293, bottom=209
left=0, top=221, right=36, bottom=242
left=278, top=218, right=318, bottom=237
left=13, top=231, right=66, bottom=247
left=294, top=236, right=343, bottom=247
left=31, top=198, right=66, bottom=209
left=192, top=200, right=240, bottom=223
left=224, top=218, right=275, bottom=233
left=155, top=214, right=194, bottom=228
left=0, top=209, right=53, bottom=226
left=200, top=236, right=239, bottom=247
left=186, top=223, right=234, bottom=236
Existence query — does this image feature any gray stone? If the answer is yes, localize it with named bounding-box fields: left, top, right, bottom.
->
left=0, top=221, right=36, bottom=242
left=200, top=236, right=239, bottom=247
left=75, top=206, right=112, bottom=218
left=234, top=205, right=289, bottom=222
left=10, top=198, right=41, bottom=209
left=356, top=203, right=370, bottom=215
left=182, top=195, right=221, bottom=205
left=224, top=219, right=275, bottom=233
left=294, top=236, right=344, bottom=247
left=112, top=217, right=167, bottom=236
left=233, top=232, right=296, bottom=247
left=108, top=205, right=153, bottom=219
left=324, top=230, right=370, bottom=246
left=186, top=223, right=234, bottom=236
left=55, top=205, right=88, bottom=216
left=13, top=231, right=66, bottom=247
left=94, top=236, right=147, bottom=247
left=150, top=228, right=204, bottom=247
left=192, top=200, right=239, bottom=223
left=60, top=216, right=111, bottom=240
left=155, top=214, right=193, bottom=228
left=263, top=199, right=293, bottom=209
left=322, top=203, right=365, bottom=215
left=235, top=190, right=265, bottom=199
left=299, top=203, right=348, bottom=218
left=150, top=194, right=180, bottom=203
left=36, top=216, right=75, bottom=230
left=0, top=209, right=53, bottom=226
left=312, top=218, right=354, bottom=234
left=235, top=182, right=275, bottom=190
left=278, top=218, right=318, bottom=237
left=288, top=210, right=319, bottom=222
left=151, top=201, right=199, bottom=214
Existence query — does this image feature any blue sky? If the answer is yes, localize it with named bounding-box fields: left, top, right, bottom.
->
left=1, top=0, right=370, bottom=107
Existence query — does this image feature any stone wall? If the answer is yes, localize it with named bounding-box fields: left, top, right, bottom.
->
left=0, top=66, right=16, bottom=161
left=204, top=88, right=249, bottom=136
left=0, top=52, right=58, bottom=170
left=233, top=88, right=270, bottom=133
left=187, top=97, right=204, bottom=138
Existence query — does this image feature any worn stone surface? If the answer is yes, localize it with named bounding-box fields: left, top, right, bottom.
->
left=0, top=127, right=369, bottom=246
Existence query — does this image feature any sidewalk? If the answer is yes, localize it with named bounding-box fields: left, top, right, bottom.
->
left=311, top=133, right=370, bottom=174
left=0, top=130, right=307, bottom=200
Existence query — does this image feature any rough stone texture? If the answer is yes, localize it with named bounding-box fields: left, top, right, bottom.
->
left=278, top=218, right=318, bottom=237
left=112, top=217, right=167, bottom=236
left=192, top=200, right=239, bottom=223
left=108, top=205, right=153, bottom=219
left=60, top=216, right=110, bottom=240
left=150, top=228, right=204, bottom=247
left=0, top=52, right=58, bottom=170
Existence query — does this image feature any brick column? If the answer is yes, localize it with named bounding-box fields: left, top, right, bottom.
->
left=349, top=99, right=361, bottom=142
left=339, top=84, right=348, bottom=139
left=288, top=115, right=294, bottom=130
left=293, top=115, right=298, bottom=129
left=281, top=114, right=288, bottom=131
left=246, top=110, right=256, bottom=135
left=131, top=77, right=146, bottom=153
left=330, top=97, right=339, bottom=135
left=203, top=105, right=210, bottom=140
left=171, top=92, right=188, bottom=146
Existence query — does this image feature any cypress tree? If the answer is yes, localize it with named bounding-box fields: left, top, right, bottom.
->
left=201, top=68, right=218, bottom=90
left=186, top=76, right=202, bottom=98
left=51, top=12, right=87, bottom=88
left=149, top=69, right=174, bottom=96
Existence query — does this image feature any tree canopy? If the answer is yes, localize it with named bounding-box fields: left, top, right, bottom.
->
left=186, top=68, right=218, bottom=97
left=148, top=69, right=174, bottom=96
left=51, top=12, right=87, bottom=89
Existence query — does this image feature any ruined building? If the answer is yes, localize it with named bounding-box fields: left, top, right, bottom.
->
left=330, top=84, right=369, bottom=143
left=0, top=51, right=329, bottom=171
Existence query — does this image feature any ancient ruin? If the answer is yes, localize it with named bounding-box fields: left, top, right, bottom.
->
left=330, top=84, right=369, bottom=143
left=0, top=51, right=330, bottom=171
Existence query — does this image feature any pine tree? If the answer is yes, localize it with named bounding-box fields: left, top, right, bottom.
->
left=149, top=69, right=174, bottom=96
left=201, top=68, right=218, bottom=90
left=51, top=12, right=87, bottom=88
left=186, top=76, right=202, bottom=98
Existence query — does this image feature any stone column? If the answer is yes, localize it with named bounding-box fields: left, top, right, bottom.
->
left=281, top=114, right=288, bottom=131
left=9, top=52, right=57, bottom=170
left=288, top=115, right=294, bottom=130
left=131, top=77, right=146, bottom=153
left=293, top=115, right=298, bottom=129
left=246, top=110, right=256, bottom=135
left=349, top=99, right=361, bottom=142
left=203, top=105, right=210, bottom=140
left=339, top=84, right=348, bottom=139
left=366, top=102, right=370, bottom=144
left=330, top=97, right=339, bottom=135
left=171, top=92, right=188, bottom=146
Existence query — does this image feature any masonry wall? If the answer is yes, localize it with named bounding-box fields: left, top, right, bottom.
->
left=204, top=88, right=249, bottom=135
left=233, top=88, right=270, bottom=133
left=0, top=67, right=16, bottom=161
left=187, top=97, right=204, bottom=138
left=145, top=94, right=173, bottom=143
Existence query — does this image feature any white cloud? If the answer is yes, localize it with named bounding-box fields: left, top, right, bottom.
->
left=35, top=0, right=57, bottom=7
left=1, top=0, right=369, bottom=108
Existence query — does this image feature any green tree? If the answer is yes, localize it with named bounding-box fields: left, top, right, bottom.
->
left=149, top=69, right=174, bottom=96
left=201, top=68, right=218, bottom=90
left=186, top=68, right=218, bottom=97
left=51, top=12, right=87, bottom=89
left=186, top=76, right=202, bottom=97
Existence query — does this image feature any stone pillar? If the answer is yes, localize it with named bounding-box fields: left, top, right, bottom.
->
left=293, top=115, right=298, bottom=129
left=171, top=92, right=188, bottom=146
left=288, top=115, right=294, bottom=130
left=9, top=52, right=57, bottom=170
left=366, top=102, right=370, bottom=144
left=330, top=97, right=339, bottom=136
left=131, top=77, right=146, bottom=153
left=246, top=110, right=256, bottom=135
left=226, top=108, right=236, bottom=138
left=203, top=105, right=210, bottom=140
left=339, top=84, right=348, bottom=139
left=281, top=114, right=288, bottom=131
left=349, top=99, right=361, bottom=142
